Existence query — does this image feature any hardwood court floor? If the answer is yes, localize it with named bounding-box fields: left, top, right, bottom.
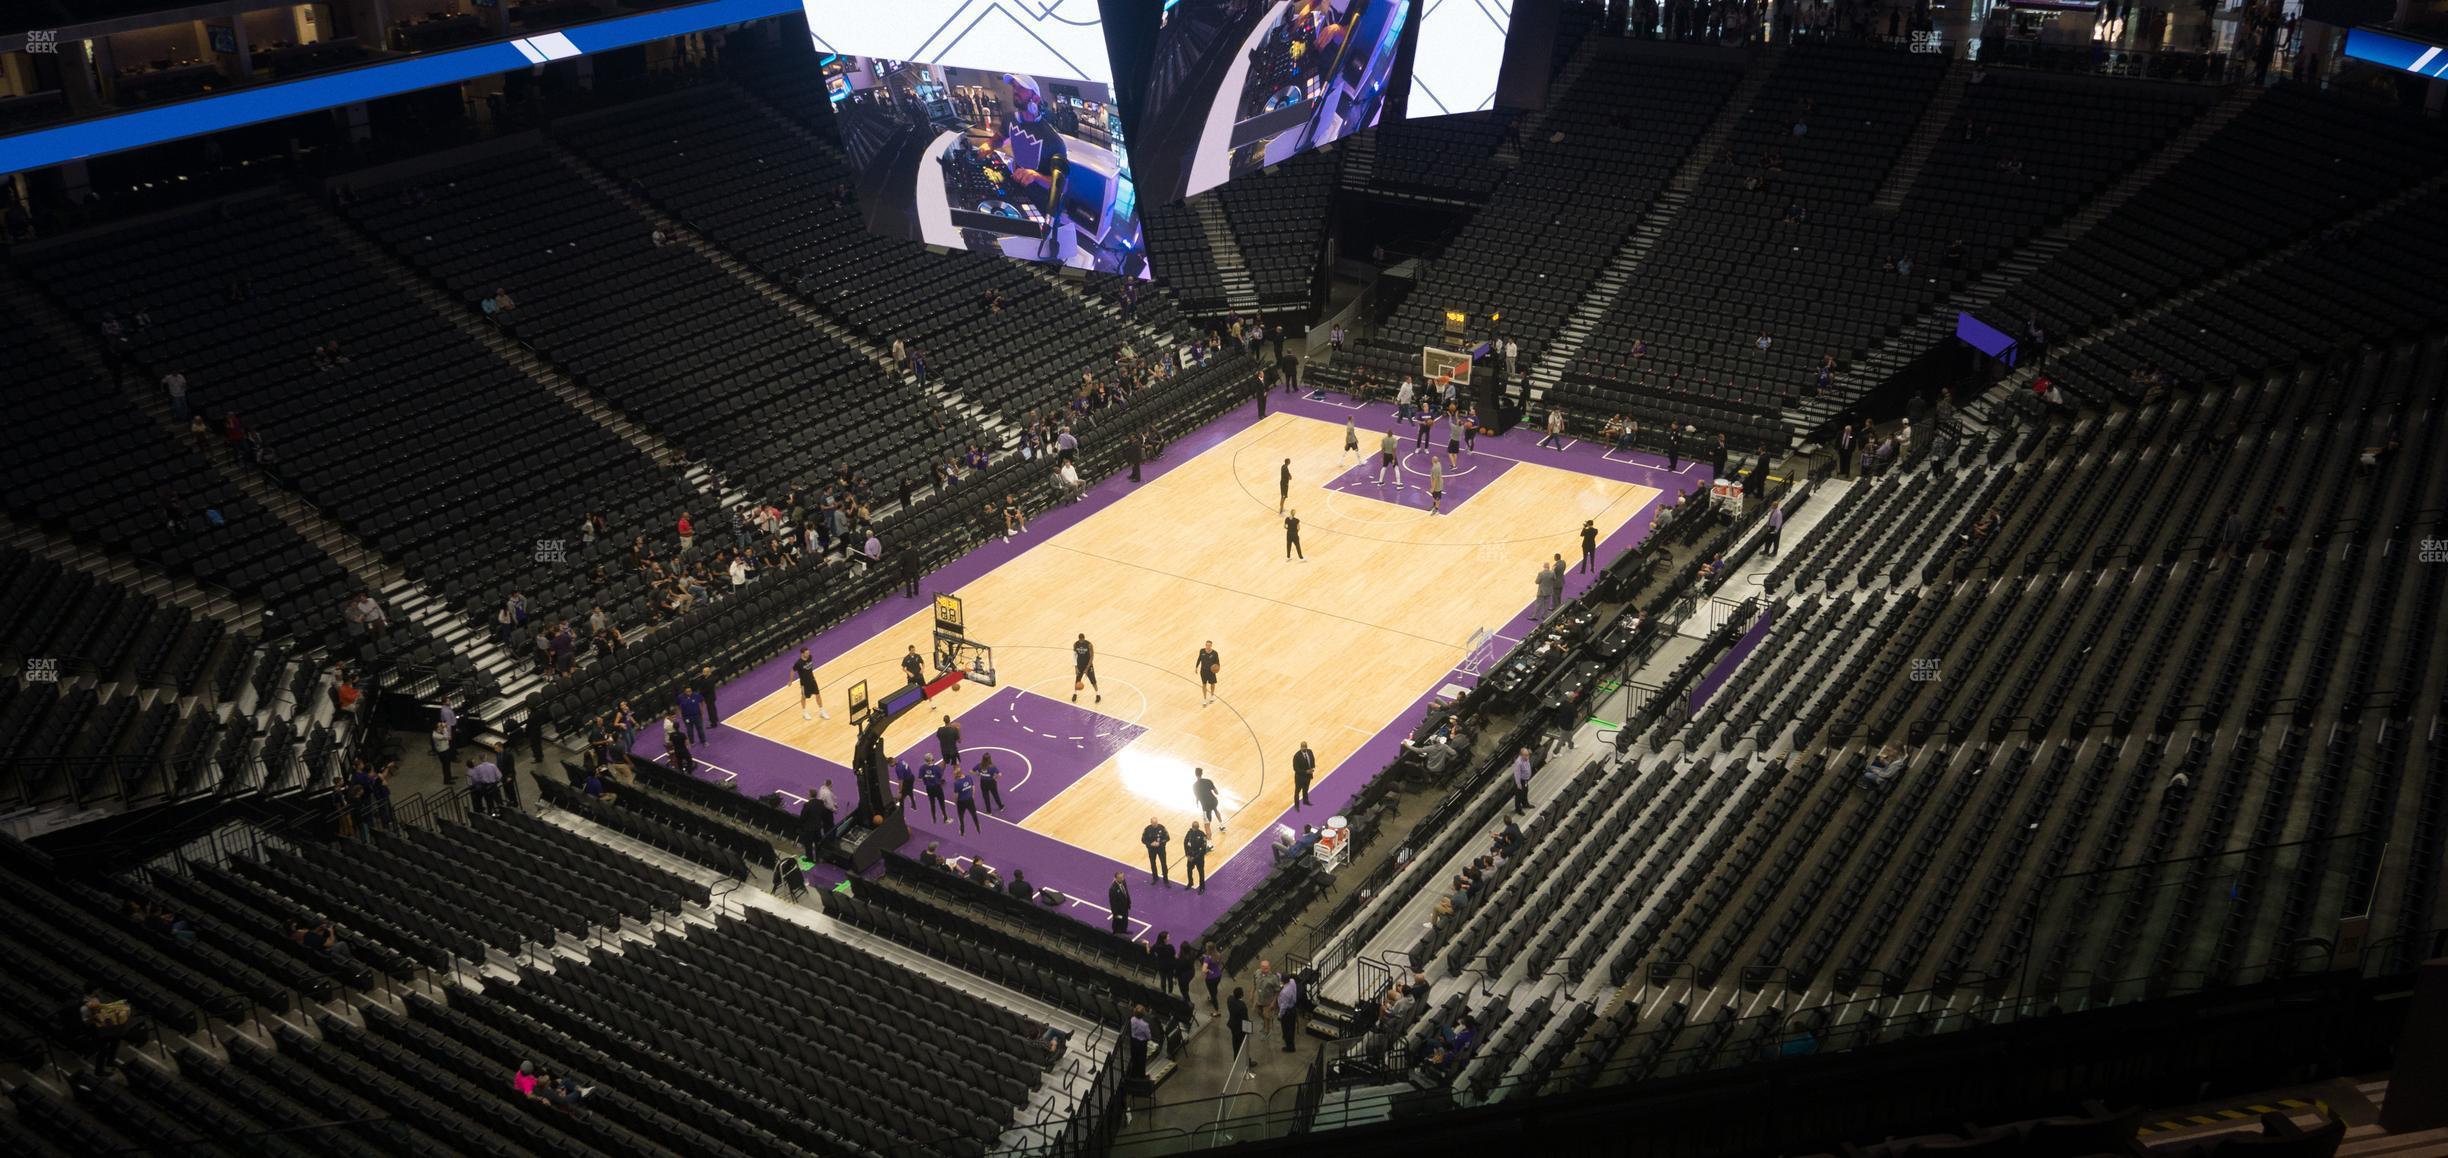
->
left=731, top=412, right=1657, bottom=870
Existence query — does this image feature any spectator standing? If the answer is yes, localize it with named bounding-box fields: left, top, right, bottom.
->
left=698, top=665, right=722, bottom=729
left=1256, top=960, right=1281, bottom=1032
left=1109, top=872, right=1132, bottom=935
left=467, top=755, right=504, bottom=816
left=953, top=765, right=979, bottom=835
left=677, top=511, right=695, bottom=552
left=1837, top=424, right=1855, bottom=476
left=162, top=370, right=189, bottom=420
left=431, top=714, right=456, bottom=780
left=1512, top=747, right=1535, bottom=815
left=1227, top=987, right=1251, bottom=1058
left=1291, top=742, right=1315, bottom=808
left=1152, top=932, right=1178, bottom=997
left=975, top=753, right=1004, bottom=813
left=81, top=988, right=132, bottom=1074
left=1276, top=974, right=1301, bottom=1051
left=801, top=783, right=837, bottom=858
left=1534, top=561, right=1561, bottom=619
left=1766, top=499, right=1785, bottom=556
left=677, top=686, right=708, bottom=744
left=1128, top=1005, right=1153, bottom=1077
left=919, top=755, right=949, bottom=822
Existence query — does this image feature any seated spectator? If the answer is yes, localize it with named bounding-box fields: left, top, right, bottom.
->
left=919, top=841, right=949, bottom=871
left=2262, top=504, right=2293, bottom=550
left=582, top=770, right=617, bottom=803
left=1039, top=1025, right=1074, bottom=1058
left=1967, top=507, right=2000, bottom=543
left=547, top=1074, right=589, bottom=1111
left=1402, top=733, right=1459, bottom=776
left=2360, top=429, right=2399, bottom=471
left=1861, top=742, right=1909, bottom=791
left=513, top=1062, right=547, bottom=1103
left=1008, top=869, right=1035, bottom=902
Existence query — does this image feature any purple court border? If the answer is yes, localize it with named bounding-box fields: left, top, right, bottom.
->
left=636, top=390, right=1708, bottom=946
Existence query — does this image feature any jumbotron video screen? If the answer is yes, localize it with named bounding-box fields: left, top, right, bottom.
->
left=825, top=58, right=1150, bottom=277
left=1136, top=0, right=1410, bottom=204
left=802, top=0, right=1150, bottom=277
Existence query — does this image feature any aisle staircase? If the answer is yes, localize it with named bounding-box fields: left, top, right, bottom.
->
left=1337, top=129, right=1377, bottom=191
left=1191, top=193, right=1264, bottom=316
left=1788, top=85, right=2266, bottom=437
left=1870, top=55, right=1973, bottom=211
left=1960, top=164, right=2448, bottom=426
left=1528, top=49, right=1786, bottom=399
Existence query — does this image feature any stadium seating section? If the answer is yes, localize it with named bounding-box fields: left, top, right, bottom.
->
left=6, top=13, right=2448, bottom=1156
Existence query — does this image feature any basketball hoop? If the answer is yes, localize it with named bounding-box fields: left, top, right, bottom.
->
left=1421, top=346, right=1474, bottom=391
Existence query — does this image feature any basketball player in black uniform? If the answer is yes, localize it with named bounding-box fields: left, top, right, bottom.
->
left=1284, top=510, right=1304, bottom=561
left=901, top=645, right=925, bottom=686
left=1278, top=458, right=1292, bottom=513
left=793, top=648, right=828, bottom=720
left=1196, top=641, right=1222, bottom=705
left=1072, top=633, right=1100, bottom=703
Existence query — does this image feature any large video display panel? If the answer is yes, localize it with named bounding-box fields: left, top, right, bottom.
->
left=1135, top=0, right=1410, bottom=205
left=1405, top=0, right=1511, bottom=117
left=824, top=57, right=1149, bottom=277
left=801, top=0, right=1116, bottom=82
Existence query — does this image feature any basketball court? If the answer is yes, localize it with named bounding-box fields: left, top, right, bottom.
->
left=635, top=390, right=1700, bottom=942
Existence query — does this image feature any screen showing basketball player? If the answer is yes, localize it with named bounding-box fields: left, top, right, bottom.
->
left=1134, top=0, right=1411, bottom=205
left=820, top=56, right=1152, bottom=279
left=1405, top=0, right=1512, bottom=117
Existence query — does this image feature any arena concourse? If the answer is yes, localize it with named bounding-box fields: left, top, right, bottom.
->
left=0, top=2, right=2444, bottom=1156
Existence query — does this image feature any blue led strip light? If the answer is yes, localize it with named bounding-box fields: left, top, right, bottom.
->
left=1, top=0, right=798, bottom=175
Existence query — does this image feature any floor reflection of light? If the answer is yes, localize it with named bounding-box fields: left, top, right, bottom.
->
left=1113, top=748, right=1243, bottom=820
left=1115, top=747, right=1191, bottom=808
